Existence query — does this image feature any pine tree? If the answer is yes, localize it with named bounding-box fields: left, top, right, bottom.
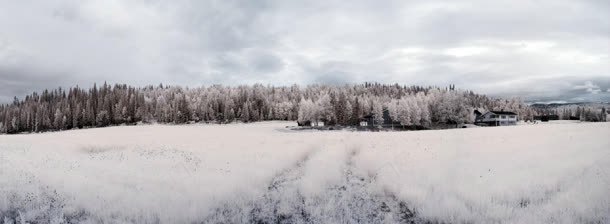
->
left=241, top=101, right=250, bottom=122
left=372, top=100, right=384, bottom=127
left=54, top=108, right=63, bottom=130
left=350, top=98, right=361, bottom=125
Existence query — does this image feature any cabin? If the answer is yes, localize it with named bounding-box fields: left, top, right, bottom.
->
left=475, top=110, right=518, bottom=126
left=360, top=114, right=373, bottom=127
left=312, top=121, right=325, bottom=127
left=360, top=109, right=403, bottom=128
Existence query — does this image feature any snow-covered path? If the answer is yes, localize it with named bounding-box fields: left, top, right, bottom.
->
left=204, top=147, right=420, bottom=224
left=1, top=122, right=609, bottom=223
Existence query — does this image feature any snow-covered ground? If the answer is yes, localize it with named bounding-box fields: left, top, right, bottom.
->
left=1, top=122, right=609, bottom=223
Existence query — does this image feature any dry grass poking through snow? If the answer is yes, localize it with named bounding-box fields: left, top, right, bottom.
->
left=0, top=121, right=609, bottom=223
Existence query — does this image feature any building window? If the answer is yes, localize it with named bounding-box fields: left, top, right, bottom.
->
left=501, top=115, right=506, bottom=119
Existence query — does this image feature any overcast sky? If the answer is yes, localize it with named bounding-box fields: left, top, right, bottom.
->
left=0, top=0, right=608, bottom=103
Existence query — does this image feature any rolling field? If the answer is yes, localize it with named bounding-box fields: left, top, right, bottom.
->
left=1, top=122, right=609, bottom=223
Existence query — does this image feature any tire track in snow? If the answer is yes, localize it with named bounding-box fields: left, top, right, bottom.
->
left=247, top=148, right=316, bottom=224
left=204, top=148, right=317, bottom=224
left=311, top=148, right=420, bottom=224
left=204, top=147, right=436, bottom=224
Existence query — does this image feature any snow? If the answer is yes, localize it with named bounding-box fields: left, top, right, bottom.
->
left=1, top=121, right=609, bottom=223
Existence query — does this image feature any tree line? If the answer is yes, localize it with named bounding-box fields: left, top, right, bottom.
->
left=532, top=103, right=608, bottom=122
left=0, top=82, right=536, bottom=134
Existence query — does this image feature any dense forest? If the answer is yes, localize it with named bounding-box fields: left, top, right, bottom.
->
left=0, top=83, right=538, bottom=134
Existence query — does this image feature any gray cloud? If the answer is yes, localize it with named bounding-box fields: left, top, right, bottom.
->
left=0, top=64, right=77, bottom=103
left=0, top=0, right=608, bottom=103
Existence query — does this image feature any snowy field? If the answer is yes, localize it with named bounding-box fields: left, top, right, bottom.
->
left=1, top=122, right=609, bottom=224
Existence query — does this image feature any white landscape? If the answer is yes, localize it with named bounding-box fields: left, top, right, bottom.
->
left=1, top=121, right=608, bottom=224
left=2, top=0, right=609, bottom=223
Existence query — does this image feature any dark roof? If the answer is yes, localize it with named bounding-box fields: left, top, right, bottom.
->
left=489, top=111, right=517, bottom=115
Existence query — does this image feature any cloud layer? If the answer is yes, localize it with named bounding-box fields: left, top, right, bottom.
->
left=0, top=0, right=608, bottom=103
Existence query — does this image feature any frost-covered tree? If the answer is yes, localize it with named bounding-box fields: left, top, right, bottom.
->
left=316, top=93, right=334, bottom=123
left=96, top=110, right=110, bottom=127
left=372, top=100, right=384, bottom=126
left=397, top=98, right=412, bottom=126
left=52, top=107, right=61, bottom=130
left=386, top=100, right=399, bottom=122
left=344, top=100, right=353, bottom=125
left=297, top=98, right=317, bottom=124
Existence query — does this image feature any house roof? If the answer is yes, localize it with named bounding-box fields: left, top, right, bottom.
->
left=489, top=111, right=517, bottom=115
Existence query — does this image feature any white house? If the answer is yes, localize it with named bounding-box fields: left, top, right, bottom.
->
left=475, top=110, right=518, bottom=126
left=310, top=121, right=325, bottom=127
